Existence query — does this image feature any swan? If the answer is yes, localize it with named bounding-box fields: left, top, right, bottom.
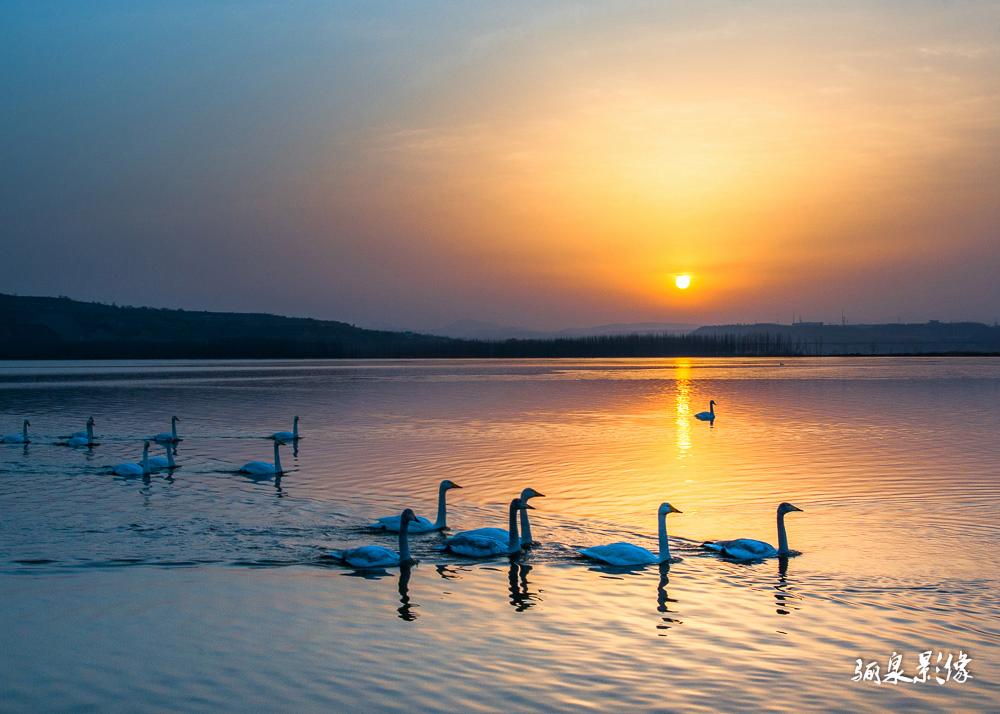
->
left=239, top=441, right=284, bottom=476
left=455, top=488, right=545, bottom=547
left=445, top=498, right=529, bottom=558
left=371, top=479, right=462, bottom=533
left=271, top=416, right=300, bottom=442
left=694, top=400, right=717, bottom=421
left=153, top=416, right=182, bottom=443
left=579, top=502, right=682, bottom=566
left=146, top=443, right=177, bottom=472
left=702, top=502, right=804, bottom=560
left=2, top=420, right=30, bottom=444
left=330, top=509, right=419, bottom=568
left=65, top=417, right=96, bottom=446
left=112, top=441, right=151, bottom=477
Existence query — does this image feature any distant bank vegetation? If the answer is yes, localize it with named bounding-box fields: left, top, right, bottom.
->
left=2, top=294, right=997, bottom=359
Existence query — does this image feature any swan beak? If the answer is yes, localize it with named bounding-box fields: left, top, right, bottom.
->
left=669, top=505, right=683, bottom=514
left=451, top=484, right=463, bottom=489
left=523, top=503, right=535, bottom=510
left=534, top=492, right=546, bottom=498
left=789, top=504, right=803, bottom=512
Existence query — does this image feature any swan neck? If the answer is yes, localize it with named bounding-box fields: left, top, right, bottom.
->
left=709, top=402, right=715, bottom=416
left=86, top=422, right=94, bottom=441
left=519, top=505, right=533, bottom=545
left=142, top=446, right=149, bottom=475
left=508, top=504, right=520, bottom=554
left=658, top=510, right=670, bottom=562
left=273, top=443, right=282, bottom=473
left=435, top=483, right=448, bottom=528
left=166, top=446, right=175, bottom=468
left=398, top=516, right=412, bottom=562
left=777, top=511, right=790, bottom=554
left=22, top=421, right=29, bottom=439
left=171, top=419, right=178, bottom=438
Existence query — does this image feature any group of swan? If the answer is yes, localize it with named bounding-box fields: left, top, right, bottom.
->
left=332, top=478, right=804, bottom=569
left=3, top=415, right=303, bottom=478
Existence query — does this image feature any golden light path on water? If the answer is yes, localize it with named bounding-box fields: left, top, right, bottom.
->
left=0, top=358, right=997, bottom=711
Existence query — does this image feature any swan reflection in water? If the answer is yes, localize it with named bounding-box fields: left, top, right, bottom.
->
left=397, top=563, right=418, bottom=621
left=508, top=561, right=540, bottom=612
left=774, top=555, right=802, bottom=616
left=656, top=562, right=683, bottom=635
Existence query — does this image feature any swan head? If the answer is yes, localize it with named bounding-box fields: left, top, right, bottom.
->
left=509, top=497, right=534, bottom=514
left=143, top=440, right=150, bottom=450
left=441, top=479, right=462, bottom=490
left=658, top=502, right=683, bottom=515
left=293, top=415, right=299, bottom=423
left=172, top=415, right=180, bottom=423
left=520, top=487, right=545, bottom=501
left=23, top=419, right=30, bottom=427
left=709, top=400, right=717, bottom=406
left=87, top=416, right=95, bottom=426
left=400, top=508, right=418, bottom=524
left=778, top=502, right=803, bottom=515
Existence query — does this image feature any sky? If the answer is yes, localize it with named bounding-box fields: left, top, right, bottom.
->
left=2, top=1, right=999, bottom=330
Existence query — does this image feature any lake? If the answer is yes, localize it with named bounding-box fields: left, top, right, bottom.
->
left=1, top=358, right=997, bottom=712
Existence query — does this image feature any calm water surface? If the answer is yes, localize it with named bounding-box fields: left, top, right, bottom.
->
left=1, top=358, right=998, bottom=712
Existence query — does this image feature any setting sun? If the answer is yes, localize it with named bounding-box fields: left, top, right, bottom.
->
left=675, top=274, right=692, bottom=290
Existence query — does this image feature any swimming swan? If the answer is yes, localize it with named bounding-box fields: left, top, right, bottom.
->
left=445, top=498, right=530, bottom=558
left=330, top=508, right=419, bottom=568
left=2, top=420, right=30, bottom=444
left=694, top=400, right=717, bottom=421
left=146, top=443, right=177, bottom=472
left=702, top=502, right=803, bottom=560
left=271, top=416, right=300, bottom=442
left=154, top=416, right=182, bottom=443
left=371, top=479, right=462, bottom=533
left=112, top=441, right=151, bottom=477
left=239, top=441, right=284, bottom=476
left=579, top=502, right=682, bottom=566
left=455, top=488, right=545, bottom=548
left=65, top=417, right=96, bottom=446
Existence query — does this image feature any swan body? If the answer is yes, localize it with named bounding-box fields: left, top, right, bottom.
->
left=694, top=400, right=717, bottom=421
left=702, top=502, right=803, bottom=560
left=2, top=420, right=30, bottom=444
left=239, top=441, right=284, bottom=476
left=271, top=416, right=300, bottom=442
left=66, top=417, right=96, bottom=446
left=579, top=502, right=682, bottom=566
left=153, top=416, right=182, bottom=443
left=371, top=479, right=462, bottom=533
left=454, top=488, right=545, bottom=547
left=446, top=499, right=529, bottom=558
left=331, top=509, right=418, bottom=568
left=146, top=444, right=177, bottom=472
left=113, top=442, right=151, bottom=476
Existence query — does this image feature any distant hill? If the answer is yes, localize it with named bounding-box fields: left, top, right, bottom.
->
left=0, top=293, right=457, bottom=359
left=432, top=319, right=696, bottom=340
left=693, top=321, right=1000, bottom=355
left=3, top=293, right=997, bottom=359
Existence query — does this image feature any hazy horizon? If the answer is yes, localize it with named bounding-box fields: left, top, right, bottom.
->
left=3, top=2, right=999, bottom=331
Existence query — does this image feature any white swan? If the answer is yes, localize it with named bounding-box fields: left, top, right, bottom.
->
left=239, top=441, right=284, bottom=476
left=694, top=400, right=717, bottom=421
left=455, top=488, right=544, bottom=547
left=66, top=417, right=96, bottom=446
left=371, top=479, right=462, bottom=533
left=579, top=502, right=682, bottom=566
left=112, top=441, right=151, bottom=477
left=702, top=502, right=803, bottom=560
left=445, top=498, right=529, bottom=558
left=2, top=420, right=30, bottom=444
left=271, top=416, right=300, bottom=442
left=146, top=443, right=177, bottom=472
left=153, top=416, right=182, bottom=443
left=330, top=509, right=419, bottom=568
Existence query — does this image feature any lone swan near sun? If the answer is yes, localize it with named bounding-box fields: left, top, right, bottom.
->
left=694, top=400, right=717, bottom=421
left=702, top=502, right=803, bottom=560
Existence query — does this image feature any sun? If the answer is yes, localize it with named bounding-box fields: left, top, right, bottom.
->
left=674, top=274, right=692, bottom=290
